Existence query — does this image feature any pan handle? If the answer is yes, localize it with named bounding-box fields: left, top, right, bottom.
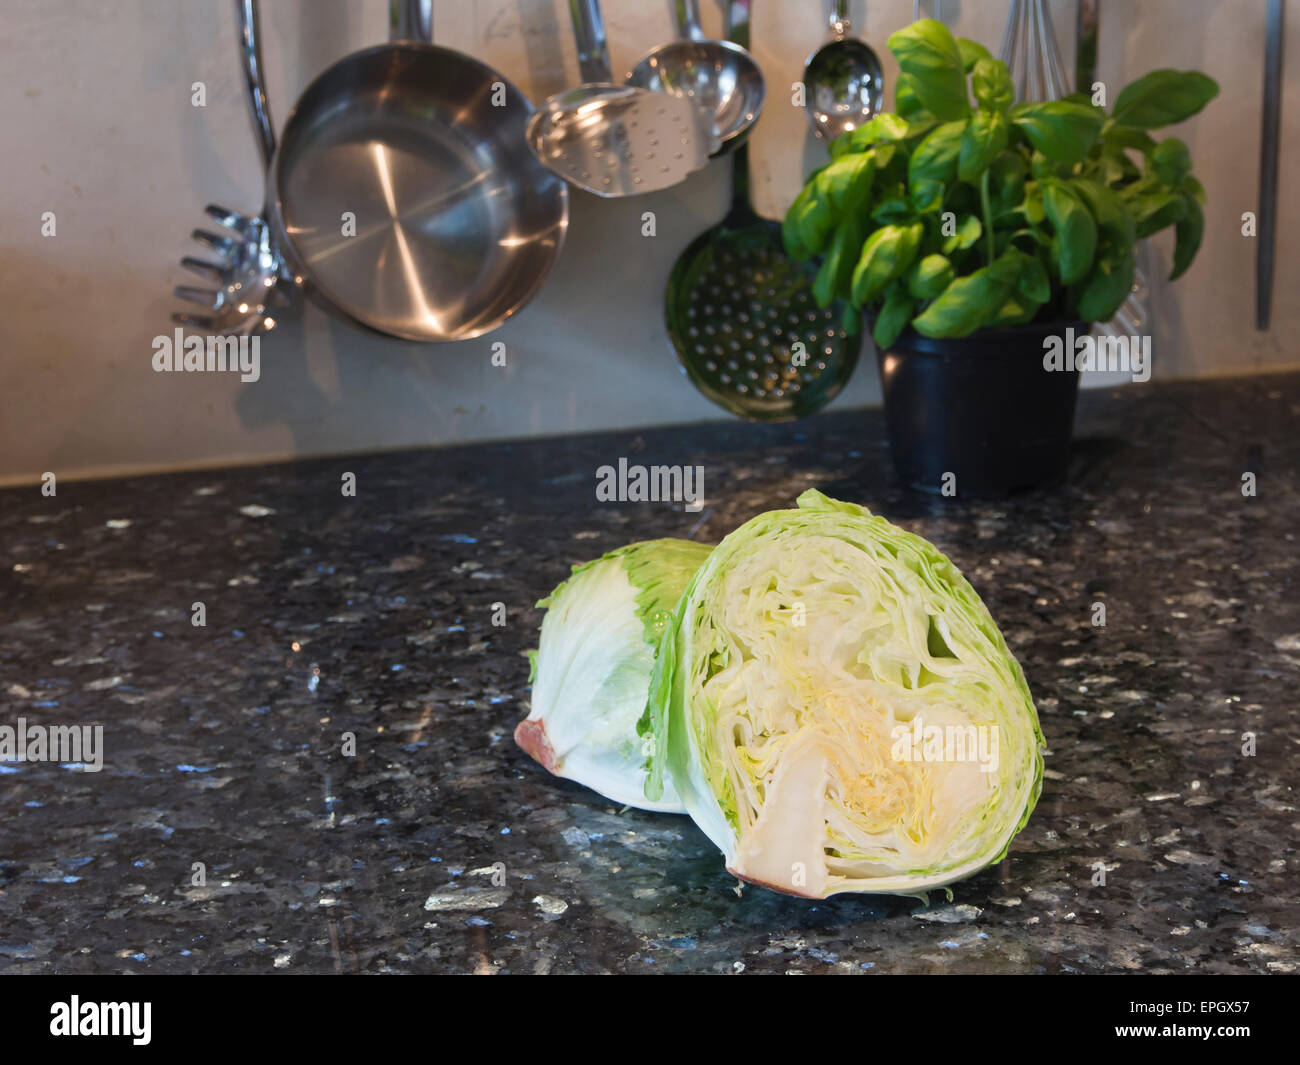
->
left=570, top=0, right=613, bottom=84
left=236, top=0, right=275, bottom=171
left=390, top=0, right=433, bottom=44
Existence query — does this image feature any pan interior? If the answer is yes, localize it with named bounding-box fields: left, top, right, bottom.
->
left=276, top=45, right=567, bottom=341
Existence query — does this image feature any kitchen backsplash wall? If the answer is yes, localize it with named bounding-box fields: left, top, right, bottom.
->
left=1, top=0, right=1294, bottom=485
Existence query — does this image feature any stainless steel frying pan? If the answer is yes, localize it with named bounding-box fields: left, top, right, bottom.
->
left=267, top=0, right=569, bottom=342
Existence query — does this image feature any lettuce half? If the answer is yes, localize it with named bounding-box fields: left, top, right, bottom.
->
left=643, top=491, right=1044, bottom=896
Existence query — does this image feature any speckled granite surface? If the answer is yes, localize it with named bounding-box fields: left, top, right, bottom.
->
left=1, top=373, right=1297, bottom=974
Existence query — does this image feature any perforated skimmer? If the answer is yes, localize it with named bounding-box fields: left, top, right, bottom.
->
left=526, top=0, right=714, bottom=197
left=666, top=2, right=859, bottom=422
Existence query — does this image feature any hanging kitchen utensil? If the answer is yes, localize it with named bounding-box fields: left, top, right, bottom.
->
left=802, top=0, right=885, bottom=141
left=626, top=0, right=765, bottom=157
left=173, top=0, right=290, bottom=336
left=1257, top=0, right=1283, bottom=330
left=267, top=0, right=568, bottom=341
left=667, top=0, right=860, bottom=422
left=526, top=0, right=714, bottom=197
left=1000, top=0, right=1148, bottom=340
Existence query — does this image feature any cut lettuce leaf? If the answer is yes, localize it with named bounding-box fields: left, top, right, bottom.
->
left=643, top=491, right=1044, bottom=896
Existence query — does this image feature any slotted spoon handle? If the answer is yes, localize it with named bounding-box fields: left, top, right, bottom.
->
left=725, top=0, right=759, bottom=222
left=571, top=0, right=613, bottom=84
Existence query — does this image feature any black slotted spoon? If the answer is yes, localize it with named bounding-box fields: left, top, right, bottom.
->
left=666, top=1, right=860, bottom=422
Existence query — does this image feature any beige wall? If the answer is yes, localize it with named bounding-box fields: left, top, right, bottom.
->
left=1, top=0, right=1295, bottom=485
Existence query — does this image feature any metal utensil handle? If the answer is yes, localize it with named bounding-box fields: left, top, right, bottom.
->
left=1257, top=0, right=1283, bottom=330
left=571, top=0, right=613, bottom=83
left=675, top=0, right=706, bottom=42
left=830, top=0, right=850, bottom=38
left=236, top=0, right=274, bottom=170
left=1075, top=0, right=1098, bottom=96
left=728, top=0, right=756, bottom=218
left=390, top=0, right=432, bottom=43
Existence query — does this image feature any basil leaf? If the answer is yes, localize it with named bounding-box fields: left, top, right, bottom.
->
left=1076, top=248, right=1135, bottom=321
left=941, top=214, right=983, bottom=253
left=1071, top=177, right=1135, bottom=247
left=1151, top=137, right=1192, bottom=186
left=1011, top=100, right=1104, bottom=164
left=989, top=152, right=1028, bottom=215
left=814, top=215, right=866, bottom=308
left=910, top=177, right=945, bottom=213
left=783, top=185, right=816, bottom=260
left=872, top=197, right=914, bottom=224
left=1105, top=126, right=1158, bottom=153
left=851, top=223, right=924, bottom=305
left=873, top=283, right=915, bottom=349
left=895, top=74, right=928, bottom=119
left=1169, top=196, right=1204, bottom=280
left=815, top=152, right=876, bottom=217
left=843, top=303, right=863, bottom=336
left=957, top=38, right=993, bottom=73
left=1130, top=190, right=1187, bottom=238
left=908, top=254, right=955, bottom=299
left=972, top=57, right=1015, bottom=112
left=1012, top=251, right=1050, bottom=304
left=909, top=119, right=966, bottom=184
left=847, top=113, right=912, bottom=151
left=1111, top=69, right=1219, bottom=129
left=887, top=19, right=971, bottom=121
left=911, top=265, right=1014, bottom=337
left=1021, top=181, right=1046, bottom=224
left=986, top=293, right=1042, bottom=328
left=1042, top=180, right=1097, bottom=284
left=958, top=110, right=1009, bottom=182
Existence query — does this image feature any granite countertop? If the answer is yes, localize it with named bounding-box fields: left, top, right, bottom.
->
left=1, top=373, right=1297, bottom=974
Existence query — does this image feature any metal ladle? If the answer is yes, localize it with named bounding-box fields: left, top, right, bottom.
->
left=627, top=0, right=766, bottom=157
left=802, top=0, right=884, bottom=141
left=526, top=0, right=714, bottom=197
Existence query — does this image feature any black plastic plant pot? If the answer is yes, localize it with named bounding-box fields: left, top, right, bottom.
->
left=876, top=320, right=1086, bottom=497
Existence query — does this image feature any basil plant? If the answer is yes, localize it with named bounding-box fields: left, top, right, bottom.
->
left=640, top=491, right=1044, bottom=897
left=516, top=539, right=711, bottom=812
left=783, top=18, right=1218, bottom=349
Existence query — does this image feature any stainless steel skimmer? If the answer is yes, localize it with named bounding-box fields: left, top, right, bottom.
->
left=627, top=0, right=765, bottom=157
left=173, top=0, right=289, bottom=336
left=666, top=1, right=860, bottom=422
left=526, top=0, right=714, bottom=197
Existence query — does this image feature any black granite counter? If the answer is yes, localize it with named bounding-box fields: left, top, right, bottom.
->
left=1, top=373, right=1298, bottom=974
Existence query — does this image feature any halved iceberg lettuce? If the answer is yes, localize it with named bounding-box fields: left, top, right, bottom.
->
left=642, top=491, right=1044, bottom=896
left=517, top=539, right=711, bottom=812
